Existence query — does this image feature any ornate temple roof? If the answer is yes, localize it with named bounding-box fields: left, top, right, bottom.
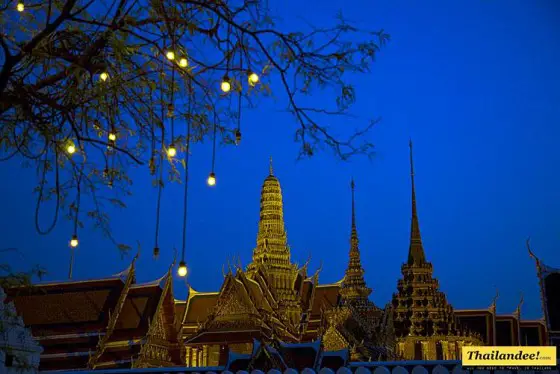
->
left=182, top=287, right=220, bottom=325
left=6, top=277, right=125, bottom=330
left=311, top=283, right=341, bottom=315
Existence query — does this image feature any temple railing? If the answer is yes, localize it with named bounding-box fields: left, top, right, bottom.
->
left=42, top=360, right=560, bottom=374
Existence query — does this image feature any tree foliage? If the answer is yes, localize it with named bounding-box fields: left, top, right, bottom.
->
left=0, top=0, right=389, bottom=248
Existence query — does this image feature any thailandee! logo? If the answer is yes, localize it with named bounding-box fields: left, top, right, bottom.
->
left=462, top=346, right=557, bottom=370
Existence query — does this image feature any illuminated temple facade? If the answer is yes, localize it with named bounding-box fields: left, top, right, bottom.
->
left=4, top=146, right=553, bottom=371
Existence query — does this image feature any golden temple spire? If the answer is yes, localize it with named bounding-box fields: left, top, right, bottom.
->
left=408, top=139, right=426, bottom=265
left=269, top=155, right=274, bottom=175
left=248, top=158, right=291, bottom=270
left=340, top=178, right=371, bottom=302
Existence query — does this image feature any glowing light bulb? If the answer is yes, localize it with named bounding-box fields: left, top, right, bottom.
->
left=248, top=71, right=259, bottom=86
left=167, top=144, right=177, bottom=157
left=220, top=76, right=231, bottom=93
left=207, top=172, right=216, bottom=186
left=66, top=143, right=76, bottom=155
left=70, top=235, right=79, bottom=248
left=177, top=261, right=188, bottom=277
left=17, top=2, right=24, bottom=12
left=108, top=132, right=116, bottom=141
left=179, top=58, right=188, bottom=68
left=100, top=72, right=109, bottom=81
left=166, top=51, right=175, bottom=60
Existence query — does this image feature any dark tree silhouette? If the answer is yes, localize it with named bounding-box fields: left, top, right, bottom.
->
left=0, top=0, right=389, bottom=251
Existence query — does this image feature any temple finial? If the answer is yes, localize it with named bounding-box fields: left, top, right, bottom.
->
left=515, top=292, right=524, bottom=318
left=490, top=286, right=499, bottom=310
left=408, top=139, right=426, bottom=265
left=409, top=139, right=414, bottom=177
left=351, top=178, right=356, bottom=229
left=269, top=156, right=274, bottom=175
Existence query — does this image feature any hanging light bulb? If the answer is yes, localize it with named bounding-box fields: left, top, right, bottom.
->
left=66, top=141, right=76, bottom=155
left=166, top=51, right=175, bottom=60
left=167, top=144, right=177, bottom=157
left=167, top=104, right=174, bottom=118
left=177, top=261, right=188, bottom=277
left=153, top=246, right=160, bottom=258
left=100, top=72, right=109, bottom=81
left=16, top=2, right=24, bottom=11
left=102, top=167, right=109, bottom=179
left=108, top=132, right=117, bottom=142
left=69, top=235, right=79, bottom=248
left=235, top=129, right=241, bottom=145
left=207, top=172, right=216, bottom=186
left=179, top=58, right=188, bottom=68
left=248, top=71, right=259, bottom=86
left=220, top=75, right=231, bottom=93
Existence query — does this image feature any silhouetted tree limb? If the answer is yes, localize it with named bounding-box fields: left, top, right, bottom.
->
left=0, top=0, right=389, bottom=247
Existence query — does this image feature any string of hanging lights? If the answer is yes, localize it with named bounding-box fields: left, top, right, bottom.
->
left=68, top=159, right=84, bottom=279
left=177, top=80, right=193, bottom=278
left=167, top=60, right=177, bottom=158
left=235, top=48, right=243, bottom=145
left=60, top=19, right=263, bottom=268
left=152, top=52, right=167, bottom=259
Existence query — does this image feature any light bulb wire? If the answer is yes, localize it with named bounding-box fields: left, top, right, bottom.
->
left=170, top=63, right=176, bottom=142
left=69, top=159, right=84, bottom=280
left=211, top=110, right=217, bottom=173
left=149, top=84, right=156, bottom=161
left=181, top=81, right=193, bottom=262
left=153, top=53, right=165, bottom=250
left=73, top=167, right=83, bottom=236
left=237, top=45, right=242, bottom=133
left=226, top=24, right=232, bottom=73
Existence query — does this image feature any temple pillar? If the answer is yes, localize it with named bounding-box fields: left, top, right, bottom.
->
left=202, top=345, right=208, bottom=366
left=421, top=340, right=429, bottom=360
left=185, top=347, right=191, bottom=367
left=456, top=340, right=464, bottom=359
left=191, top=347, right=198, bottom=367
left=441, top=341, right=450, bottom=360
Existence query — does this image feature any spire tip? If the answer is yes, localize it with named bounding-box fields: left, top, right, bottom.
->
left=269, top=156, right=274, bottom=175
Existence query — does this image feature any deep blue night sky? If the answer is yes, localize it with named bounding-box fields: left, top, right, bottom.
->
left=2, top=0, right=559, bottom=320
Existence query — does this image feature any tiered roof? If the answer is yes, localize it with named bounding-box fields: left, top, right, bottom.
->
left=6, top=259, right=181, bottom=371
